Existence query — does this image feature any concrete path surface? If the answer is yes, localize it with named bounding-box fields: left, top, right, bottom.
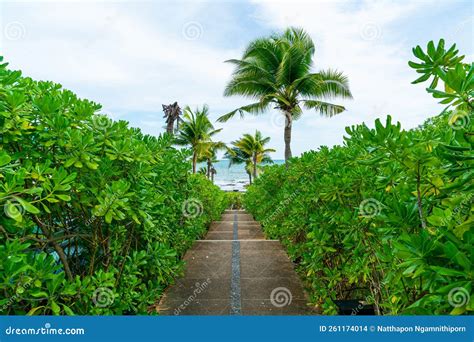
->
left=156, top=209, right=313, bottom=315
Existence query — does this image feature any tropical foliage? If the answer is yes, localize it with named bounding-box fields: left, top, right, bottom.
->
left=226, top=192, right=243, bottom=210
left=218, top=27, right=352, bottom=162
left=243, top=40, right=473, bottom=315
left=225, top=131, right=274, bottom=184
left=0, top=58, right=227, bottom=315
left=175, top=105, right=222, bottom=173
left=199, top=141, right=226, bottom=183
left=409, top=39, right=472, bottom=113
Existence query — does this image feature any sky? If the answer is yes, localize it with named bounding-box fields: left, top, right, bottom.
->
left=0, top=0, right=472, bottom=159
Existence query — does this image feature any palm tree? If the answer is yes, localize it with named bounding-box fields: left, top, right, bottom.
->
left=175, top=105, right=222, bottom=173
left=225, top=146, right=254, bottom=184
left=199, top=141, right=226, bottom=182
left=197, top=166, right=208, bottom=175
left=225, top=131, right=275, bottom=184
left=162, top=102, right=182, bottom=135
left=218, top=27, right=352, bottom=163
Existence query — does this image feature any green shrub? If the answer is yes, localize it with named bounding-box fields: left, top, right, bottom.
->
left=244, top=40, right=473, bottom=315
left=244, top=112, right=472, bottom=315
left=225, top=192, right=243, bottom=210
left=0, top=57, right=226, bottom=315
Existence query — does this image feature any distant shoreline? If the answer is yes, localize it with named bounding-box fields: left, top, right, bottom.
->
left=198, top=159, right=284, bottom=191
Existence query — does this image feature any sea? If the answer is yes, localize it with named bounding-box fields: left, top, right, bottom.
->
left=198, top=160, right=285, bottom=192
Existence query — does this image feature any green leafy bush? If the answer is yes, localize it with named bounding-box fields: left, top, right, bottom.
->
left=225, top=192, right=243, bottom=209
left=244, top=40, right=472, bottom=315
left=245, top=113, right=472, bottom=315
left=0, top=57, right=226, bottom=315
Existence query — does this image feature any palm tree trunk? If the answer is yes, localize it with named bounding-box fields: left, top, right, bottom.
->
left=252, top=153, right=257, bottom=180
left=248, top=172, right=252, bottom=185
left=166, top=119, right=174, bottom=135
left=284, top=111, right=292, bottom=163
left=207, top=159, right=211, bottom=179
left=192, top=151, right=197, bottom=174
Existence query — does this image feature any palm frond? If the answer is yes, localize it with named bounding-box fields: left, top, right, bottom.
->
left=276, top=42, right=313, bottom=84
left=217, top=100, right=271, bottom=122
left=303, top=100, right=346, bottom=117
left=175, top=105, right=222, bottom=151
left=222, top=27, right=352, bottom=130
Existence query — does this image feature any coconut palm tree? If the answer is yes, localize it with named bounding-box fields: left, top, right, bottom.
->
left=225, top=146, right=253, bottom=184
left=225, top=130, right=275, bottom=184
left=175, top=105, right=222, bottom=173
left=199, top=141, right=226, bottom=182
left=197, top=166, right=208, bottom=175
left=225, top=146, right=254, bottom=184
left=218, top=27, right=352, bottom=163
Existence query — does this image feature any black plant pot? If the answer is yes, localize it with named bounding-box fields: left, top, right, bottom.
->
left=333, top=299, right=375, bottom=315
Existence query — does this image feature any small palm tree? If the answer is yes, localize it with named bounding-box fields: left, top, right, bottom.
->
left=225, top=146, right=252, bottom=184
left=225, top=131, right=275, bottom=184
left=197, top=166, right=208, bottom=175
left=199, top=141, right=226, bottom=182
left=218, top=27, right=352, bottom=163
left=175, top=105, right=222, bottom=173
left=225, top=146, right=254, bottom=184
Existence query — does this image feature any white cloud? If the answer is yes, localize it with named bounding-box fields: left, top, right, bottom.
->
left=247, top=0, right=468, bottom=157
left=0, top=0, right=471, bottom=159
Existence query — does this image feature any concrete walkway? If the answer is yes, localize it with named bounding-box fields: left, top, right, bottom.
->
left=156, top=209, right=313, bottom=315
